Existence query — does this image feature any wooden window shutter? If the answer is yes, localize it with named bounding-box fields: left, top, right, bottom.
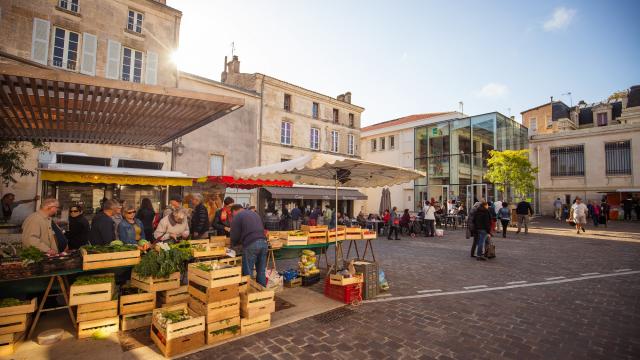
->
left=31, top=18, right=50, bottom=65
left=80, top=33, right=97, bottom=76
left=105, top=39, right=121, bottom=80
left=145, top=51, right=158, bottom=85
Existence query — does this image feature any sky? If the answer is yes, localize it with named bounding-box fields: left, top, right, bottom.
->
left=167, top=0, right=640, bottom=127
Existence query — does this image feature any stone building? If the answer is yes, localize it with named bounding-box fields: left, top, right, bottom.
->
left=221, top=55, right=367, bottom=215
left=0, top=0, right=248, bottom=213
left=525, top=85, right=640, bottom=217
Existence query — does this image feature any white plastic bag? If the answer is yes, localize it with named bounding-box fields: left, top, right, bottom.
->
left=265, top=269, right=283, bottom=291
left=435, top=229, right=444, bottom=237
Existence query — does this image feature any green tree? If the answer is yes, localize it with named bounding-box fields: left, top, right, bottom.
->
left=0, top=141, right=47, bottom=187
left=484, top=149, right=537, bottom=200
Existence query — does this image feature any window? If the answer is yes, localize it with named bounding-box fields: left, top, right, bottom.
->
left=347, top=134, right=355, bottom=155
left=333, top=108, right=339, bottom=123
left=528, top=118, right=537, bottom=135
left=331, top=131, right=339, bottom=153
left=209, top=155, right=223, bottom=176
left=389, top=135, right=395, bottom=150
left=52, top=27, right=79, bottom=70
left=349, top=113, right=354, bottom=127
left=550, top=145, right=585, bottom=177
left=380, top=137, right=385, bottom=151
left=597, top=112, right=608, bottom=126
left=310, top=127, right=320, bottom=150
left=284, top=94, right=291, bottom=112
left=121, top=47, right=143, bottom=83
left=281, top=121, right=292, bottom=145
left=605, top=141, right=631, bottom=175
left=127, top=10, right=144, bottom=33
left=312, top=102, right=319, bottom=119
left=59, top=0, right=79, bottom=13
left=371, top=139, right=377, bottom=152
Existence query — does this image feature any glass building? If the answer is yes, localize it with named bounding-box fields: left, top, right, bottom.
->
left=414, top=112, right=528, bottom=209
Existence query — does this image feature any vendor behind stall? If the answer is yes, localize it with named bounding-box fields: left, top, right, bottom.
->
left=154, top=208, right=189, bottom=242
left=21, top=198, right=59, bottom=254
left=90, top=200, right=117, bottom=245
left=213, top=196, right=234, bottom=236
left=230, top=204, right=268, bottom=287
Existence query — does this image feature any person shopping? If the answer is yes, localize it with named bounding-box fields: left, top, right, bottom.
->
left=230, top=204, right=268, bottom=287
left=473, top=201, right=492, bottom=261
left=118, top=204, right=147, bottom=245
left=154, top=208, right=190, bottom=242
left=67, top=205, right=90, bottom=249
left=136, top=198, right=156, bottom=241
left=498, top=202, right=511, bottom=238
left=423, top=201, right=436, bottom=237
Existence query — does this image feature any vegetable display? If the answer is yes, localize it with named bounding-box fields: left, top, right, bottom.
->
left=19, top=246, right=44, bottom=265
left=0, top=298, right=28, bottom=308
left=73, top=275, right=113, bottom=286
left=82, top=244, right=138, bottom=254
left=133, top=246, right=191, bottom=278
left=210, top=325, right=239, bottom=336
left=155, top=309, right=192, bottom=329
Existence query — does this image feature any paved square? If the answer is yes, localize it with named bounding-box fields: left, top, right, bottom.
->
left=183, top=218, right=640, bottom=359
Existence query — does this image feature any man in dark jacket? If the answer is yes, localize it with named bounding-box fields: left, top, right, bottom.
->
left=515, top=199, right=533, bottom=234
left=190, top=193, right=209, bottom=239
left=467, top=201, right=481, bottom=257
left=230, top=204, right=268, bottom=286
left=213, top=197, right=235, bottom=236
left=90, top=199, right=117, bottom=245
left=473, top=202, right=492, bottom=260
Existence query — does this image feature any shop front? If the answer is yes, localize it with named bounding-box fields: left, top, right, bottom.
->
left=260, top=186, right=367, bottom=219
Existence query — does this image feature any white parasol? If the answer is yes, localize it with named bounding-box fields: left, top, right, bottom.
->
left=235, top=153, right=425, bottom=271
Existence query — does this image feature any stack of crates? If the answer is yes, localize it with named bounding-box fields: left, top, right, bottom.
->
left=69, top=273, right=120, bottom=338
left=119, top=285, right=156, bottom=331
left=323, top=277, right=362, bottom=304
left=0, top=298, right=35, bottom=355
left=239, top=280, right=275, bottom=336
left=187, top=258, right=243, bottom=345
left=351, top=260, right=379, bottom=300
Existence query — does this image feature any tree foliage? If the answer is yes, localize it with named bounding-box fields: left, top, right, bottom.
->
left=607, top=90, right=627, bottom=102
left=0, top=141, right=48, bottom=187
left=485, top=149, right=537, bottom=199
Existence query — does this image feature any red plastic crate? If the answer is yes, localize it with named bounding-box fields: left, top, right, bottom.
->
left=323, top=277, right=362, bottom=304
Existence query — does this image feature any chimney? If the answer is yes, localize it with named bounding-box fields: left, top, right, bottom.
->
left=344, top=92, right=352, bottom=104
left=337, top=94, right=345, bottom=102
left=221, top=56, right=228, bottom=82
left=229, top=55, right=240, bottom=73
left=550, top=96, right=554, bottom=103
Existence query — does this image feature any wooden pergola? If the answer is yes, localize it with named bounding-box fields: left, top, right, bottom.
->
left=0, top=63, right=244, bottom=145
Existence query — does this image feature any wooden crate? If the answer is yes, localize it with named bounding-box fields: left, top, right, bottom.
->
left=328, top=229, right=346, bottom=241
left=206, top=316, right=240, bottom=344
left=284, top=277, right=302, bottom=288
left=0, top=314, right=28, bottom=335
left=0, top=332, right=24, bottom=356
left=80, top=248, right=140, bottom=271
left=188, top=283, right=239, bottom=304
left=241, top=300, right=275, bottom=318
left=209, top=236, right=230, bottom=247
left=238, top=275, right=250, bottom=295
left=76, top=299, right=118, bottom=322
left=77, top=316, right=119, bottom=339
left=152, top=303, right=205, bottom=340
left=131, top=272, right=181, bottom=293
left=300, top=225, right=328, bottom=233
left=0, top=298, right=36, bottom=317
left=188, top=239, right=209, bottom=247
left=157, top=286, right=189, bottom=306
left=120, top=290, right=156, bottom=315
left=240, top=283, right=275, bottom=318
left=345, top=231, right=363, bottom=240
left=151, top=324, right=205, bottom=358
left=346, top=227, right=362, bottom=234
left=329, top=273, right=363, bottom=286
left=121, top=311, right=153, bottom=331
left=284, top=237, right=308, bottom=246
left=362, top=230, right=377, bottom=240
left=192, top=245, right=226, bottom=258
left=307, top=235, right=327, bottom=245
left=188, top=296, right=240, bottom=323
left=240, top=313, right=270, bottom=335
left=69, top=279, right=114, bottom=306
left=188, top=262, right=242, bottom=288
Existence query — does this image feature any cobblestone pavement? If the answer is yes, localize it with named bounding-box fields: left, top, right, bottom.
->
left=182, top=218, right=640, bottom=359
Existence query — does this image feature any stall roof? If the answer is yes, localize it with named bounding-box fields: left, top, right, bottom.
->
left=0, top=63, right=244, bottom=145
left=40, top=163, right=192, bottom=186
left=263, top=186, right=367, bottom=200
left=196, top=176, right=293, bottom=189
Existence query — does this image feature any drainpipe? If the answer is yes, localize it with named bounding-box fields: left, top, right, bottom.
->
left=535, top=144, right=540, bottom=214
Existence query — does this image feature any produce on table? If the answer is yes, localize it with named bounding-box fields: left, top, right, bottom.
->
left=0, top=298, right=28, bottom=307
left=81, top=244, right=138, bottom=254
left=19, top=246, right=44, bottom=265
left=109, top=240, right=124, bottom=246
left=137, top=239, right=149, bottom=246
left=133, top=246, right=191, bottom=278
left=73, top=274, right=113, bottom=286
left=155, top=309, right=192, bottom=329
left=210, top=325, right=239, bottom=336
left=194, top=261, right=229, bottom=272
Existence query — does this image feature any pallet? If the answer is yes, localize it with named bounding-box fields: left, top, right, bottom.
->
left=329, top=273, right=363, bottom=286
left=121, top=311, right=153, bottom=331
left=76, top=299, right=118, bottom=322
left=151, top=324, right=205, bottom=358
left=152, top=303, right=205, bottom=340
left=188, top=262, right=242, bottom=289
left=80, top=248, right=140, bottom=271
left=69, top=279, right=114, bottom=306
left=120, top=290, right=156, bottom=315
left=131, top=272, right=181, bottom=293
left=0, top=314, right=28, bottom=335
left=157, top=286, right=189, bottom=306
left=77, top=316, right=119, bottom=339
left=188, top=296, right=240, bottom=323
left=0, top=298, right=36, bottom=317
left=192, top=245, right=226, bottom=258
left=206, top=316, right=240, bottom=344
left=188, top=283, right=239, bottom=304
left=240, top=313, right=270, bottom=335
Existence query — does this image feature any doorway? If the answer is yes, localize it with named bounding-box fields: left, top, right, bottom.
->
left=466, top=183, right=488, bottom=210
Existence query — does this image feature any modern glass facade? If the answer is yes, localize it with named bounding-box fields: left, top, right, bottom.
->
left=414, top=112, right=528, bottom=209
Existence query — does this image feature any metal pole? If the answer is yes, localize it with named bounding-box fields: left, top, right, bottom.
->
left=335, top=170, right=338, bottom=272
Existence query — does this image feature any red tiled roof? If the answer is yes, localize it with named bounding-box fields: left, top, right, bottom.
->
left=361, top=112, right=455, bottom=132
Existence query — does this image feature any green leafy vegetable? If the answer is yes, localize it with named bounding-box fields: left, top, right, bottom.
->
left=19, top=246, right=44, bottom=264
left=82, top=244, right=138, bottom=254
left=73, top=275, right=113, bottom=286
left=210, top=325, right=240, bottom=336
left=195, top=263, right=213, bottom=272
left=0, top=298, right=27, bottom=307
left=133, top=247, right=191, bottom=278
